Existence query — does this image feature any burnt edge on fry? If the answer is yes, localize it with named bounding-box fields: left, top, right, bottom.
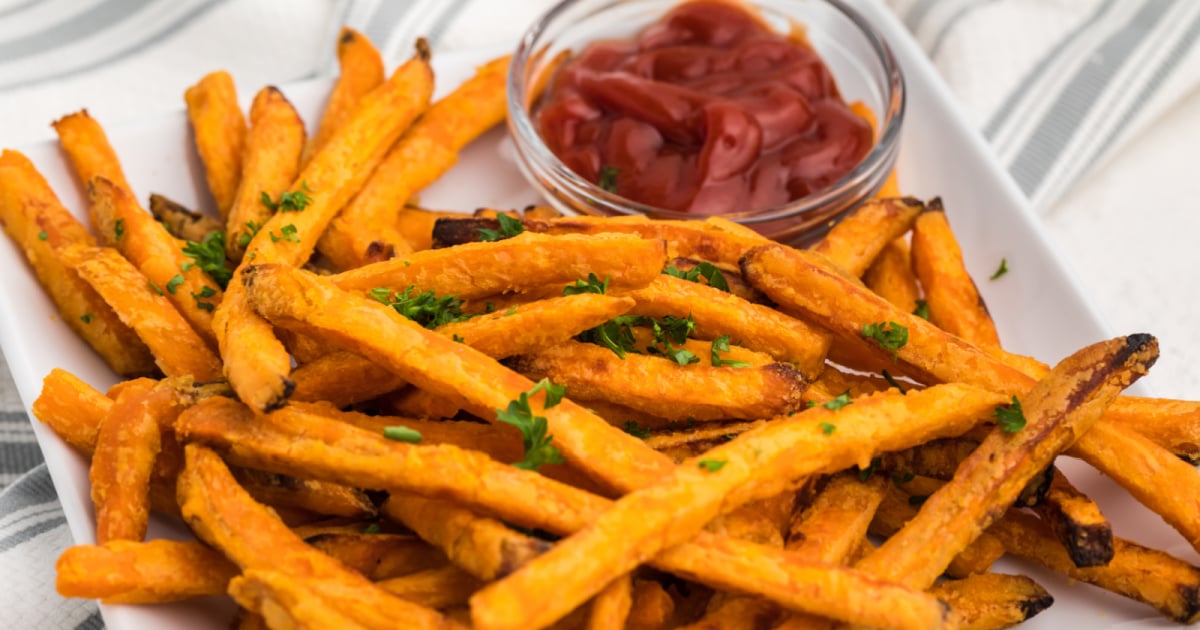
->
left=432, top=217, right=499, bottom=247
left=1053, top=513, right=1114, bottom=568
left=1065, top=333, right=1157, bottom=409
left=495, top=537, right=553, bottom=580
left=1018, top=591, right=1055, bottom=619
left=364, top=241, right=394, bottom=263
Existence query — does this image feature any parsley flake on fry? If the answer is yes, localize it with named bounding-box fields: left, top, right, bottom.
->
left=698, top=459, right=727, bottom=472
left=823, top=392, right=853, bottom=411
left=114, top=218, right=125, bottom=241
left=563, top=273, right=610, bottom=296
left=370, top=285, right=470, bottom=329
left=663, top=262, right=730, bottom=292
left=912, top=299, right=930, bottom=320
left=496, top=381, right=567, bottom=471
left=237, top=220, right=262, bottom=248
left=80, top=313, right=93, bottom=324
left=383, top=426, right=423, bottom=443
left=861, top=321, right=908, bottom=361
left=260, top=181, right=313, bottom=213
left=182, top=231, right=232, bottom=289
left=818, top=422, right=836, bottom=435
left=165, top=274, right=185, bottom=295
left=37, top=230, right=47, bottom=241
left=994, top=396, right=1026, bottom=433
left=622, top=421, right=650, bottom=439
left=478, top=213, right=525, bottom=241
left=711, top=334, right=751, bottom=368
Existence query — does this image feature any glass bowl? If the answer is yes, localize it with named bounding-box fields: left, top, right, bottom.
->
left=507, top=0, right=905, bottom=244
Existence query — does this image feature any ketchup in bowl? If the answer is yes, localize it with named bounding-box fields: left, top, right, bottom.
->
left=533, top=0, right=874, bottom=215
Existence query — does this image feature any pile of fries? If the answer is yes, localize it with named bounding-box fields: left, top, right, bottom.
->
left=4, top=26, right=1200, bottom=630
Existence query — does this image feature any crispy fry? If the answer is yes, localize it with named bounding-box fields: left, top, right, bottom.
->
left=664, top=256, right=766, bottom=303
left=331, top=232, right=666, bottom=299
left=509, top=340, right=806, bottom=422
left=88, top=177, right=222, bottom=347
left=624, top=275, right=830, bottom=379
left=991, top=510, right=1200, bottom=623
left=396, top=206, right=461, bottom=251
left=586, top=575, right=634, bottom=630
left=377, top=565, right=484, bottom=610
left=56, top=539, right=237, bottom=603
left=90, top=379, right=164, bottom=543
left=216, top=40, right=434, bottom=412
left=643, top=420, right=767, bottom=457
left=304, top=531, right=445, bottom=580
left=149, top=193, right=223, bottom=243
left=910, top=202, right=1001, bottom=347
left=0, top=151, right=155, bottom=376
left=855, top=335, right=1157, bottom=590
left=809, top=197, right=923, bottom=277
left=376, top=386, right=471, bottom=420
left=32, top=368, right=113, bottom=453
left=319, top=55, right=509, bottom=268
left=469, top=385, right=1001, bottom=630
left=382, top=495, right=551, bottom=581
left=1103, top=396, right=1200, bottom=463
left=52, top=110, right=133, bottom=204
left=870, top=483, right=1006, bottom=579
left=290, top=351, right=405, bottom=407
left=305, top=27, right=385, bottom=167
left=228, top=570, right=372, bottom=630
left=177, top=444, right=460, bottom=629
left=928, top=573, right=1053, bottom=630
left=226, top=86, right=306, bottom=261
left=185, top=71, right=246, bottom=217
left=234, top=468, right=375, bottom=519
left=62, top=244, right=222, bottom=381
left=628, top=327, right=774, bottom=367
left=1032, top=468, right=1113, bottom=568
left=863, top=237, right=920, bottom=313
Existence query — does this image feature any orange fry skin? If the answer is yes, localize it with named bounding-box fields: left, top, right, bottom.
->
left=56, top=539, right=238, bottom=604
left=185, top=70, right=247, bottom=217
left=90, top=379, right=166, bottom=543
left=863, top=237, right=921, bottom=313
left=809, top=197, right=923, bottom=277
left=32, top=368, right=113, bottom=454
left=305, top=27, right=385, bottom=166
left=52, top=110, right=133, bottom=204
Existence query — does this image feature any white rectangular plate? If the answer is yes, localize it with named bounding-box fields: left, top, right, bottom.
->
left=0, top=2, right=1191, bottom=628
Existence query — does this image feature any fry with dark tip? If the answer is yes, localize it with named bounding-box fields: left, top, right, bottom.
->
left=318, top=54, right=510, bottom=268
left=61, top=245, right=222, bottom=381
left=509, top=340, right=806, bottom=422
left=56, top=539, right=238, bottom=603
left=381, top=495, right=552, bottom=581
left=90, top=379, right=164, bottom=543
left=809, top=197, right=923, bottom=277
left=468, top=384, right=1001, bottom=630
left=1032, top=468, right=1114, bottom=568
left=225, top=86, right=306, bottom=262
left=0, top=151, right=155, bottom=376
left=863, top=238, right=921, bottom=313
left=215, top=40, right=434, bottom=412
left=177, top=444, right=461, bottom=629
left=184, top=71, right=246, bottom=217
left=854, top=334, right=1157, bottom=590
left=928, top=573, right=1053, bottom=630
left=991, top=509, right=1200, bottom=623
left=910, top=202, right=1002, bottom=348
left=88, top=177, right=222, bottom=348
left=149, top=193, right=223, bottom=243
left=304, top=27, right=385, bottom=167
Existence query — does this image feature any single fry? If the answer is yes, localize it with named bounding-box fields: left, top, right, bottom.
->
left=290, top=351, right=405, bottom=407
left=88, top=176, right=222, bottom=348
left=52, top=110, right=133, bottom=205
left=149, top=193, right=223, bottom=243
left=319, top=54, right=510, bottom=268
left=185, top=70, right=247, bottom=216
left=61, top=245, right=223, bottom=381
left=90, top=379, right=164, bottom=543
left=1032, top=468, right=1114, bottom=568
left=586, top=575, right=634, bottom=630
left=509, top=340, right=806, bottom=422
left=304, top=532, right=445, bottom=581
left=233, top=468, right=376, bottom=519
left=32, top=368, right=113, bottom=453
left=910, top=202, right=1002, bottom=347
left=226, top=86, right=306, bottom=261
left=0, top=151, right=155, bottom=376
left=305, top=27, right=385, bottom=166
left=228, top=570, right=372, bottom=630
left=863, top=237, right=921, bottom=313
left=1103, top=396, right=1200, bottom=464
left=56, top=539, right=237, bottom=603
left=809, top=197, right=923, bottom=277
left=870, top=482, right=1006, bottom=579
left=928, top=573, right=1053, bottom=630
left=376, top=565, right=483, bottom=610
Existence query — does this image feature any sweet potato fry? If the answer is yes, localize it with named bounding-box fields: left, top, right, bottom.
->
left=290, top=351, right=405, bottom=407
left=0, top=151, right=155, bottom=376
left=216, top=40, right=434, bottom=412
left=56, top=539, right=237, bottom=603
left=809, top=197, right=923, bottom=277
left=991, top=510, right=1200, bottom=623
left=664, top=256, right=766, bottom=302
left=643, top=420, right=766, bottom=456
left=855, top=335, right=1157, bottom=590
left=927, top=573, right=1053, bottom=630
left=177, top=444, right=459, bottom=629
left=234, top=467, right=375, bottom=519
left=1032, top=468, right=1114, bottom=568
left=377, top=565, right=483, bottom=610
left=331, top=232, right=666, bottom=299
left=910, top=202, right=1001, bottom=348
left=90, top=379, right=164, bottom=543
left=870, top=483, right=1006, bottom=579
left=627, top=580, right=674, bottom=630
left=396, top=206, right=461, bottom=251
left=1103, top=396, right=1200, bottom=463
left=623, top=275, right=830, bottom=379
left=228, top=570, right=372, bottom=630
left=586, top=575, right=634, bottom=630
left=627, top=328, right=774, bottom=367
left=304, top=531, right=445, bottom=580
left=32, top=368, right=112, bottom=453
left=87, top=177, right=222, bottom=347
left=509, top=340, right=805, bottom=422
left=52, top=110, right=133, bottom=206
left=225, top=86, right=306, bottom=261
left=304, top=27, right=385, bottom=166
left=381, top=495, right=551, bottom=581
left=469, top=384, right=1001, bottom=629
left=185, top=71, right=246, bottom=216
left=149, top=193, right=223, bottom=243
left=62, top=244, right=222, bottom=381
left=318, top=54, right=509, bottom=268
left=863, top=238, right=920, bottom=313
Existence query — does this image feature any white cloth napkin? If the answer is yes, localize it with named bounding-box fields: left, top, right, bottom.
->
left=0, top=1, right=1197, bottom=628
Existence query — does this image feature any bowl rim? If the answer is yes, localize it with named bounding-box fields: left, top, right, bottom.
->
left=506, top=0, right=908, bottom=223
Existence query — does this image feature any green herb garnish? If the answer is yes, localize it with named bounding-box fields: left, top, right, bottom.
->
left=563, top=273, right=609, bottom=296
left=994, top=396, right=1026, bottom=433
left=698, top=459, right=727, bottom=472
left=496, top=379, right=566, bottom=471
left=711, top=334, right=751, bottom=368
left=383, top=426, right=423, bottom=443
left=990, top=258, right=1008, bottom=280
left=663, top=262, right=730, bottom=292
left=182, top=231, right=232, bottom=289
left=165, top=274, right=185, bottom=295
left=261, top=181, right=313, bottom=213
left=370, top=285, right=470, bottom=329
left=861, top=321, right=908, bottom=361
left=478, top=213, right=525, bottom=241
left=912, top=299, right=930, bottom=320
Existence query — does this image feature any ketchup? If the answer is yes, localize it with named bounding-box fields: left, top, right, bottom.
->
left=535, top=0, right=873, bottom=215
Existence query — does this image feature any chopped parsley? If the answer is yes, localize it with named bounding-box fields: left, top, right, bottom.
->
left=165, top=274, right=185, bottom=295
left=990, top=258, right=1008, bottom=280
left=369, top=286, right=470, bottom=329
left=823, top=392, right=853, bottom=411
left=881, top=369, right=906, bottom=395
left=237, top=220, right=262, bottom=248
left=818, top=422, right=836, bottom=435
left=261, top=181, right=313, bottom=213
left=622, top=421, right=651, bottom=439
left=861, top=321, right=908, bottom=361
left=698, top=459, right=727, bottom=472
left=504, top=306, right=518, bottom=316
left=114, top=219, right=125, bottom=242
left=598, top=165, right=619, bottom=193
left=994, top=396, right=1026, bottom=433
left=148, top=280, right=164, bottom=295
left=37, top=231, right=47, bottom=241
left=269, top=224, right=300, bottom=244
left=496, top=379, right=566, bottom=471
left=383, top=426, right=423, bottom=443
left=80, top=313, right=94, bottom=324
left=912, top=299, right=930, bottom=320
left=478, top=213, right=525, bottom=241
left=645, top=315, right=698, bottom=366
left=563, top=273, right=609, bottom=296
left=182, top=231, right=232, bottom=289
left=192, top=286, right=217, bottom=312
left=578, top=314, right=642, bottom=359
left=663, top=262, right=730, bottom=293
left=710, top=334, right=751, bottom=368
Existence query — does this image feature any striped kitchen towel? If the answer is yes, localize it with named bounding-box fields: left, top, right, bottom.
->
left=0, top=1, right=1197, bottom=628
